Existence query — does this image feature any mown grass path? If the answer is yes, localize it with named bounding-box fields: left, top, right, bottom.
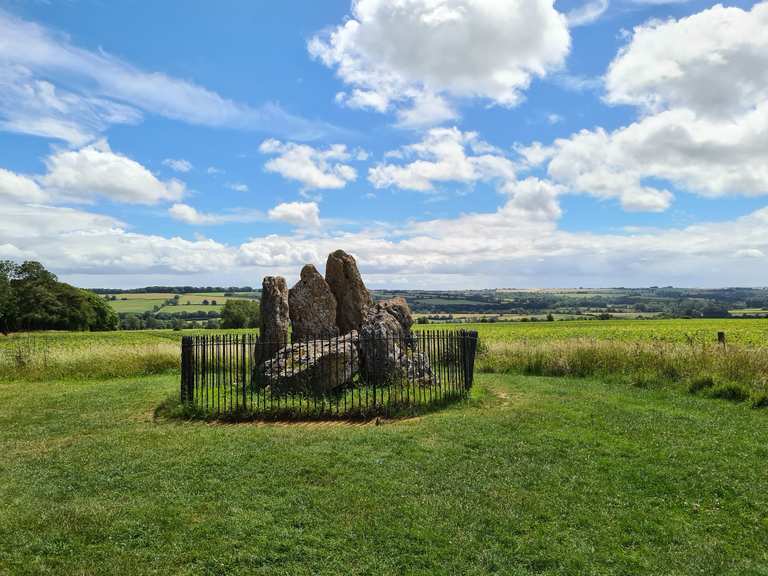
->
left=1, top=374, right=767, bottom=575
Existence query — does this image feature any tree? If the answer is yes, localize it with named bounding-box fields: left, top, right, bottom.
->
left=0, top=261, right=17, bottom=335
left=221, top=299, right=260, bottom=329
left=0, top=260, right=119, bottom=333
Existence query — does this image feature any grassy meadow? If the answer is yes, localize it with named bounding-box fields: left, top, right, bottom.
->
left=2, top=372, right=768, bottom=574
left=2, top=317, right=768, bottom=573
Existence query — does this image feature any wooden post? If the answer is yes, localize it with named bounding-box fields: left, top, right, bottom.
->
left=717, top=331, right=726, bottom=348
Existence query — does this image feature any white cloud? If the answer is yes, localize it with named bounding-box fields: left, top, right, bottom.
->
left=368, top=127, right=516, bottom=192
left=566, top=0, right=609, bottom=27
left=259, top=139, right=358, bottom=190
left=0, top=67, right=141, bottom=146
left=41, top=140, right=185, bottom=204
left=547, top=113, right=563, bottom=125
left=226, top=182, right=249, bottom=192
left=605, top=2, right=768, bottom=118
left=2, top=174, right=768, bottom=287
left=267, top=201, right=321, bottom=229
left=169, top=203, right=264, bottom=225
left=207, top=166, right=224, bottom=175
left=0, top=9, right=336, bottom=142
left=162, top=158, right=192, bottom=173
left=516, top=2, right=768, bottom=212
left=309, top=0, right=570, bottom=124
left=0, top=168, right=48, bottom=203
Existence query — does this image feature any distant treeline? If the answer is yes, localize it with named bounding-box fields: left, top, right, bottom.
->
left=0, top=261, right=118, bottom=334
left=90, top=286, right=257, bottom=295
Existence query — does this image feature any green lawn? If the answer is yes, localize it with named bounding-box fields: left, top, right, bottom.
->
left=2, top=373, right=767, bottom=575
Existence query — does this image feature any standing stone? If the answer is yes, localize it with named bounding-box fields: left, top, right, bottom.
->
left=258, top=331, right=359, bottom=395
left=325, top=249, right=373, bottom=334
left=289, top=264, right=338, bottom=341
left=359, top=297, right=416, bottom=382
left=260, top=276, right=289, bottom=354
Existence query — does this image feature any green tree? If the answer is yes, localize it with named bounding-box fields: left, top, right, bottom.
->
left=221, top=299, right=260, bottom=329
left=1, top=260, right=119, bottom=333
left=0, top=261, right=17, bottom=335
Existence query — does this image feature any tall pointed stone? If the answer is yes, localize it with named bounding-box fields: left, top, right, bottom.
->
left=289, top=264, right=338, bottom=341
left=260, top=276, right=289, bottom=353
left=325, top=249, right=373, bottom=334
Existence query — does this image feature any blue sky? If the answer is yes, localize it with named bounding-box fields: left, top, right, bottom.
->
left=0, top=0, right=766, bottom=288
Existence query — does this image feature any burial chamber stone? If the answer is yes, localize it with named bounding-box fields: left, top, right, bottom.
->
left=359, top=297, right=433, bottom=384
left=260, top=276, right=289, bottom=355
left=289, top=264, right=338, bottom=341
left=325, top=249, right=373, bottom=334
left=257, top=332, right=359, bottom=394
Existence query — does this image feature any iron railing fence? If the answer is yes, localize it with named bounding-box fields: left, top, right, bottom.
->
left=180, top=330, right=478, bottom=419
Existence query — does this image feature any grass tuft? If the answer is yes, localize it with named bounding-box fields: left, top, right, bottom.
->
left=687, top=375, right=716, bottom=394
left=708, top=382, right=750, bottom=402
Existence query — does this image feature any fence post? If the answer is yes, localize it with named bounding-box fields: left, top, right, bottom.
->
left=462, top=330, right=478, bottom=390
left=180, top=336, right=194, bottom=403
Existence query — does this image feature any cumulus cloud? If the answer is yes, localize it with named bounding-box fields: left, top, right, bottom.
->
left=368, top=127, right=516, bottom=192
left=0, top=9, right=337, bottom=142
left=260, top=139, right=358, bottom=190
left=2, top=177, right=768, bottom=287
left=309, top=0, right=570, bottom=124
left=514, top=2, right=768, bottom=212
left=0, top=168, right=48, bottom=203
left=605, top=2, right=768, bottom=118
left=40, top=140, right=185, bottom=204
left=168, top=203, right=265, bottom=226
left=162, top=158, right=192, bottom=173
left=267, top=201, right=321, bottom=228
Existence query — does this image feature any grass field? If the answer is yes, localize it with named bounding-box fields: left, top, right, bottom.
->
left=108, top=298, right=169, bottom=314
left=104, top=292, right=256, bottom=316
left=1, top=318, right=767, bottom=386
left=157, top=304, right=225, bottom=314
left=1, top=372, right=767, bottom=574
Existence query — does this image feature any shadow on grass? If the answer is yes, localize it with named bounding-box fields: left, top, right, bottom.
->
left=154, top=391, right=474, bottom=425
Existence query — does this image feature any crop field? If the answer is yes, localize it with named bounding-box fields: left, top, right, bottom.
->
left=109, top=298, right=170, bottom=314
left=435, top=318, right=768, bottom=345
left=157, top=304, right=225, bottom=314
left=105, top=292, right=255, bottom=317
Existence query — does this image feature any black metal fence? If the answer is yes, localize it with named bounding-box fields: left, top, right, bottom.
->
left=180, top=330, right=479, bottom=419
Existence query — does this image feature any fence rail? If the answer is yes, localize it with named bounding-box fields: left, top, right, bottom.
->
left=180, top=330, right=478, bottom=419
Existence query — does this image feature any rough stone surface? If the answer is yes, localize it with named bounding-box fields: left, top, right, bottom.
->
left=406, top=351, right=437, bottom=386
left=289, top=264, right=338, bottom=341
left=260, top=276, right=289, bottom=354
left=258, top=332, right=359, bottom=394
left=325, top=249, right=373, bottom=334
left=359, top=297, right=416, bottom=382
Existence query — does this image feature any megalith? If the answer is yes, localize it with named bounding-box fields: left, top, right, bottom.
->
left=260, top=276, right=289, bottom=354
left=325, top=249, right=373, bottom=334
left=289, top=264, right=338, bottom=341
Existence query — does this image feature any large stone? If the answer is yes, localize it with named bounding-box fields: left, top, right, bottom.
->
left=257, top=332, right=359, bottom=395
left=289, top=264, right=338, bottom=341
left=260, top=276, right=289, bottom=354
left=359, top=297, right=417, bottom=383
left=325, top=250, right=373, bottom=334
